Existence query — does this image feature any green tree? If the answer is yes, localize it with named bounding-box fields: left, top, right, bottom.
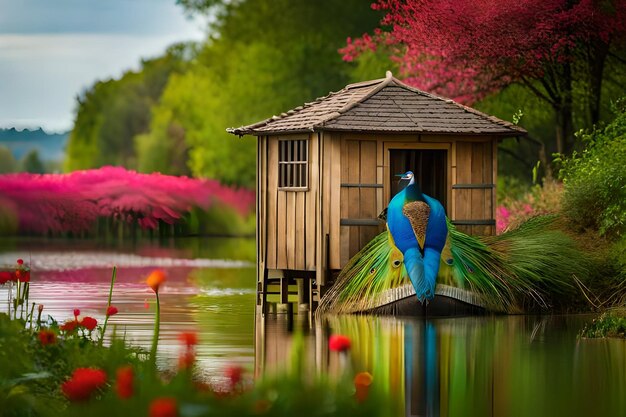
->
left=138, top=0, right=381, bottom=186
left=21, top=150, right=46, bottom=174
left=65, top=44, right=191, bottom=171
left=0, top=146, right=18, bottom=173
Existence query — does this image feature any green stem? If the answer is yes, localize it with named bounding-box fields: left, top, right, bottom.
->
left=36, top=306, right=42, bottom=329
left=100, top=266, right=117, bottom=345
left=14, top=281, right=20, bottom=320
left=150, top=292, right=161, bottom=364
left=28, top=302, right=35, bottom=329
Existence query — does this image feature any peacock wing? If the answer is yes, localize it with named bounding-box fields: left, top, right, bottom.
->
left=402, top=200, right=430, bottom=251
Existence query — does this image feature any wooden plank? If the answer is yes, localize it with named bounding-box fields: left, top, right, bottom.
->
left=318, top=132, right=330, bottom=285
left=307, top=133, right=318, bottom=270
left=340, top=137, right=350, bottom=266
left=359, top=140, right=377, bottom=248
left=454, top=141, right=472, bottom=224
left=295, top=191, right=305, bottom=270
left=471, top=142, right=484, bottom=221
left=266, top=137, right=278, bottom=269
left=346, top=140, right=361, bottom=259
left=329, top=135, right=341, bottom=269
left=276, top=191, right=287, bottom=269
left=286, top=191, right=296, bottom=269
left=483, top=142, right=494, bottom=235
left=376, top=138, right=384, bottom=216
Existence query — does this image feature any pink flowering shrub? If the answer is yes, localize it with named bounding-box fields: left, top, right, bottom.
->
left=0, top=167, right=254, bottom=234
left=496, top=180, right=563, bottom=233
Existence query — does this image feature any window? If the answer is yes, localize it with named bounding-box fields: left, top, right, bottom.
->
left=278, top=139, right=308, bottom=190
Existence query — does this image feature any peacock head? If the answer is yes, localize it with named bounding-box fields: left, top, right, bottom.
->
left=395, top=171, right=415, bottom=189
left=401, top=171, right=415, bottom=183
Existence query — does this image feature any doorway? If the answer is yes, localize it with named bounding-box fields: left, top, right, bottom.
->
left=389, top=149, right=448, bottom=210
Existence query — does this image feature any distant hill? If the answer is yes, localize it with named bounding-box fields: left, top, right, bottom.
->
left=0, top=128, right=68, bottom=162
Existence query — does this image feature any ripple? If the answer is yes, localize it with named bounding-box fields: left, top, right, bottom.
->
left=0, top=252, right=252, bottom=271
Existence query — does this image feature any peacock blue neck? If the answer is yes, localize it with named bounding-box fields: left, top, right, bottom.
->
left=405, top=182, right=424, bottom=202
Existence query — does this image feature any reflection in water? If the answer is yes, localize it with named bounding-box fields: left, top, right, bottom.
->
left=0, top=237, right=257, bottom=383
left=258, top=314, right=626, bottom=417
left=2, top=238, right=625, bottom=416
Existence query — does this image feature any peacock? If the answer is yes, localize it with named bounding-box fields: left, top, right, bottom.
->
left=317, top=175, right=592, bottom=315
left=386, top=171, right=447, bottom=302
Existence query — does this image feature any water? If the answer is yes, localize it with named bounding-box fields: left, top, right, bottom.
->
left=1, top=237, right=625, bottom=416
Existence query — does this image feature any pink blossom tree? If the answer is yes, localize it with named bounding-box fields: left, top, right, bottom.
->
left=342, top=0, right=626, bottom=154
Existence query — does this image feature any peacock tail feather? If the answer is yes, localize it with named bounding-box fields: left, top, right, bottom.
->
left=317, top=215, right=590, bottom=314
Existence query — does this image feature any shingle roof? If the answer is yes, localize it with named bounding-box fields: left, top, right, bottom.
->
left=227, top=72, right=526, bottom=137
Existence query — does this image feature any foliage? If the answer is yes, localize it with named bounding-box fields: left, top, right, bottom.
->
left=0, top=167, right=254, bottom=235
left=558, top=101, right=626, bottom=239
left=64, top=44, right=191, bottom=172
left=343, top=0, right=626, bottom=155
left=21, top=150, right=46, bottom=174
left=496, top=179, right=563, bottom=233
left=0, top=146, right=18, bottom=174
left=580, top=310, right=626, bottom=338
left=69, top=0, right=380, bottom=187
left=0, top=263, right=388, bottom=417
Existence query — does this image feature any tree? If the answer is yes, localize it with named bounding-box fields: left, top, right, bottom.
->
left=138, top=0, right=381, bottom=187
left=65, top=44, right=191, bottom=172
left=0, top=146, right=18, bottom=173
left=21, top=150, right=46, bottom=174
left=342, top=0, right=626, bottom=155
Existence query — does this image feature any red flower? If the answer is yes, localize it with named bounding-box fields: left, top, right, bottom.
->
left=0, top=271, right=10, bottom=284
left=106, top=305, right=119, bottom=316
left=80, top=316, right=98, bottom=331
left=38, top=329, right=57, bottom=345
left=329, top=334, right=351, bottom=352
left=73, top=308, right=80, bottom=318
left=18, top=270, right=30, bottom=283
left=115, top=366, right=134, bottom=399
left=178, top=332, right=198, bottom=347
left=61, top=368, right=107, bottom=402
left=178, top=350, right=196, bottom=371
left=224, top=365, right=244, bottom=388
left=60, top=320, right=78, bottom=332
left=146, top=270, right=166, bottom=294
left=149, top=397, right=178, bottom=417
left=17, top=259, right=23, bottom=265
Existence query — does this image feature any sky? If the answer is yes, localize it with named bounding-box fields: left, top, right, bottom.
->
left=0, top=0, right=208, bottom=133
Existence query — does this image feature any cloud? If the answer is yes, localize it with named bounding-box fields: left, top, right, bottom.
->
left=0, top=1, right=207, bottom=131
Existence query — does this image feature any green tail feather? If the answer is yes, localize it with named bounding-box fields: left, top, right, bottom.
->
left=317, top=215, right=590, bottom=314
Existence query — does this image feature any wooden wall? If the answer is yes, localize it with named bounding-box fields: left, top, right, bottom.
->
left=260, top=133, right=318, bottom=274
left=451, top=139, right=496, bottom=235
left=258, top=132, right=497, bottom=282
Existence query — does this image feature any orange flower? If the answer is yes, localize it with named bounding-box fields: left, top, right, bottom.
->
left=106, top=305, right=119, bottom=316
left=149, top=397, right=178, bottom=417
left=353, top=372, right=373, bottom=403
left=61, top=368, right=107, bottom=402
left=178, top=331, right=198, bottom=347
left=146, top=270, right=166, bottom=293
left=329, top=334, right=351, bottom=352
left=38, top=329, right=57, bottom=345
left=115, top=366, right=134, bottom=399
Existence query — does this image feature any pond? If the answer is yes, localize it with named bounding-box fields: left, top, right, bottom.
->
left=1, top=237, right=625, bottom=416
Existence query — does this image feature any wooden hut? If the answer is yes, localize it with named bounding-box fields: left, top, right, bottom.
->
left=228, top=72, right=526, bottom=313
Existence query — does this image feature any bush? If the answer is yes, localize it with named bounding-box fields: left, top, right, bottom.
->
left=558, top=101, right=626, bottom=239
